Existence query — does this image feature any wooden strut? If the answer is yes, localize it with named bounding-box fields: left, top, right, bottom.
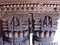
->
left=29, top=13, right=35, bottom=45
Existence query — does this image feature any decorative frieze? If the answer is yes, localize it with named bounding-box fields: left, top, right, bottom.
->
left=0, top=3, right=39, bottom=11
left=0, top=3, right=60, bottom=12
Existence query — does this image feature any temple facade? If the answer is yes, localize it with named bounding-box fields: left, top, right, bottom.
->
left=0, top=0, right=60, bottom=45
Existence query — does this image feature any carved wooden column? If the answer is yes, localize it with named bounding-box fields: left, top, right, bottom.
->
left=0, top=19, right=3, bottom=45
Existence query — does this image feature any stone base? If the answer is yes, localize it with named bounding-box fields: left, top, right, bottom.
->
left=0, top=38, right=3, bottom=45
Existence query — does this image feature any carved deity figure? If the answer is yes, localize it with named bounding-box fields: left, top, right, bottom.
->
left=10, top=16, right=19, bottom=31
left=43, top=16, right=52, bottom=28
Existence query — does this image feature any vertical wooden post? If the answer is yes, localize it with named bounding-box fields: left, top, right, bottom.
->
left=28, top=18, right=30, bottom=45
left=0, top=19, right=3, bottom=45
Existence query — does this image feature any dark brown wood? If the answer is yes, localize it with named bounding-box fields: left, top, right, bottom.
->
left=0, top=19, right=3, bottom=37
